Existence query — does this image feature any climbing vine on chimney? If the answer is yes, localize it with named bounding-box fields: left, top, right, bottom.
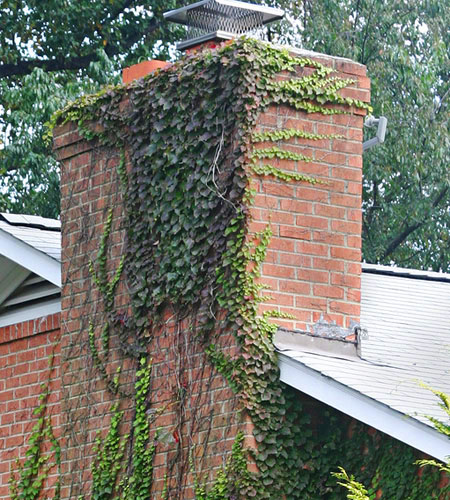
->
left=43, top=38, right=445, bottom=500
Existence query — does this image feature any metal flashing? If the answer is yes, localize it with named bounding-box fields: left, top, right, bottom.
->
left=275, top=329, right=359, bottom=360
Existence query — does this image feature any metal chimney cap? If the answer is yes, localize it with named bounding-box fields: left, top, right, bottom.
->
left=164, top=0, right=285, bottom=51
left=164, top=0, right=284, bottom=26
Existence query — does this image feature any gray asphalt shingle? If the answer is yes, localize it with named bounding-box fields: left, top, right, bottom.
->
left=0, top=213, right=61, bottom=262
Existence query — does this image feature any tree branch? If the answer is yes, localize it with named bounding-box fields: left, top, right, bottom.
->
left=381, top=186, right=449, bottom=260
left=0, top=12, right=160, bottom=79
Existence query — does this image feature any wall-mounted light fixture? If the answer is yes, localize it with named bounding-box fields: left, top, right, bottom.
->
left=363, top=116, right=388, bottom=151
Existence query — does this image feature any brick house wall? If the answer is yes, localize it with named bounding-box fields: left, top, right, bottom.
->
left=0, top=314, right=61, bottom=499
left=52, top=47, right=369, bottom=498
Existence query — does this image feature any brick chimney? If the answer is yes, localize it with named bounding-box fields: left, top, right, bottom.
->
left=251, top=52, right=369, bottom=333
left=53, top=44, right=369, bottom=498
left=122, top=59, right=170, bottom=84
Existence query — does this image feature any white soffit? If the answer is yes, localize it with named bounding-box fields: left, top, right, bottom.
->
left=0, top=296, right=61, bottom=328
left=0, top=257, right=31, bottom=306
left=0, top=219, right=61, bottom=288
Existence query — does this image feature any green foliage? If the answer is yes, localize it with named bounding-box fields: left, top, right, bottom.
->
left=416, top=386, right=450, bottom=475
left=0, top=53, right=118, bottom=218
left=205, top=344, right=243, bottom=394
left=332, top=467, right=370, bottom=500
left=86, top=212, right=157, bottom=499
left=89, top=206, right=125, bottom=312
left=0, top=0, right=185, bottom=217
left=88, top=359, right=155, bottom=500
left=273, top=0, right=450, bottom=270
left=91, top=402, right=127, bottom=500
left=251, top=163, right=319, bottom=185
left=214, top=216, right=317, bottom=498
left=333, top=389, right=450, bottom=500
left=270, top=77, right=372, bottom=112
left=420, top=385, right=450, bottom=439
left=250, top=137, right=323, bottom=185
left=251, top=145, right=314, bottom=162
left=194, top=432, right=253, bottom=500
left=326, top=416, right=449, bottom=500
left=119, top=358, right=156, bottom=499
left=251, top=127, right=343, bottom=143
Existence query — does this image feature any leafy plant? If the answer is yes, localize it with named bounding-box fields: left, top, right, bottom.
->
left=35, top=36, right=447, bottom=499
left=332, top=467, right=370, bottom=500
left=416, top=386, right=450, bottom=475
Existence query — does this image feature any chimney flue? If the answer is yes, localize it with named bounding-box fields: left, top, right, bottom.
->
left=164, top=0, right=284, bottom=51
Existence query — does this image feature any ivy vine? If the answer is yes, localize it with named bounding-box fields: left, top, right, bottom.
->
left=9, top=346, right=61, bottom=500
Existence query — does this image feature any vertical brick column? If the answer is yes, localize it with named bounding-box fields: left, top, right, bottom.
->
left=251, top=52, right=370, bottom=331
left=54, top=120, right=249, bottom=498
left=54, top=122, right=129, bottom=498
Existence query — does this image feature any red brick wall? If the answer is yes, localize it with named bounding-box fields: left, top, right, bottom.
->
left=0, top=314, right=61, bottom=499
left=56, top=131, right=127, bottom=498
left=251, top=54, right=369, bottom=331
left=53, top=48, right=368, bottom=498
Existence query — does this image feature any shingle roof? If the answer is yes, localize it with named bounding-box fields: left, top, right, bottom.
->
left=0, top=213, right=61, bottom=261
left=275, top=264, right=450, bottom=461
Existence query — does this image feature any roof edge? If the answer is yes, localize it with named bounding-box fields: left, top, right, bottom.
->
left=278, top=353, right=450, bottom=462
left=362, top=262, right=450, bottom=283
left=0, top=229, right=61, bottom=288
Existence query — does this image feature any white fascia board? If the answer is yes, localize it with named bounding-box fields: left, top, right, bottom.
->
left=0, top=229, right=61, bottom=288
left=278, top=353, right=450, bottom=462
left=0, top=296, right=61, bottom=328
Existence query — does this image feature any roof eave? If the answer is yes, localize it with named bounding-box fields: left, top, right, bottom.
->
left=278, top=352, right=450, bottom=462
left=0, top=229, right=61, bottom=288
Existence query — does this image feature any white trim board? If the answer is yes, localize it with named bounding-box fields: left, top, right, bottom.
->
left=0, top=229, right=61, bottom=287
left=0, top=296, right=61, bottom=328
left=278, top=353, right=450, bottom=462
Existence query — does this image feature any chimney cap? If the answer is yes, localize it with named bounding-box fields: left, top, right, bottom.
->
left=164, top=0, right=284, bottom=51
